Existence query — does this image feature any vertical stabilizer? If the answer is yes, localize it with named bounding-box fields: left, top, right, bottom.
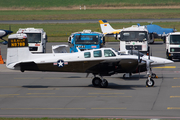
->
left=99, top=20, right=115, bottom=34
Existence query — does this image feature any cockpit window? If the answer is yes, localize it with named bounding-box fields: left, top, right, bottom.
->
left=84, top=52, right=91, bottom=58
left=93, top=50, right=102, bottom=57
left=104, top=49, right=116, bottom=57
left=112, top=48, right=121, bottom=55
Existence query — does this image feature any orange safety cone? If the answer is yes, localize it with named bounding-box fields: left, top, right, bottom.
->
left=0, top=55, right=4, bottom=64
left=0, top=46, right=4, bottom=64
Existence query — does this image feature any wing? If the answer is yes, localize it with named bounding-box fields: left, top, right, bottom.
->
left=85, top=58, right=138, bottom=76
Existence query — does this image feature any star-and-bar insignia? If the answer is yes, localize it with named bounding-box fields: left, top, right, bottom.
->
left=55, top=60, right=68, bottom=67
left=57, top=60, right=64, bottom=68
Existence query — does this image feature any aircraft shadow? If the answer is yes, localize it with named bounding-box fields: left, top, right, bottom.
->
left=22, top=83, right=148, bottom=90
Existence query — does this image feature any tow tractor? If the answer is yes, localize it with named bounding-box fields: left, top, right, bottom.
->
left=68, top=30, right=105, bottom=53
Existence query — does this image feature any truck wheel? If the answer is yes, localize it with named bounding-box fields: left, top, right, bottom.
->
left=167, top=55, right=172, bottom=60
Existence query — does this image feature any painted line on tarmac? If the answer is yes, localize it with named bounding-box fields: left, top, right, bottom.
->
left=153, top=66, right=176, bottom=68
left=26, top=93, right=55, bottom=95
left=100, top=96, right=132, bottom=97
left=1, top=108, right=86, bottom=110
left=170, top=96, right=180, bottom=98
left=15, top=95, right=131, bottom=98
left=14, top=78, right=40, bottom=79
left=1, top=108, right=127, bottom=110
left=28, top=88, right=60, bottom=90
left=17, top=96, right=97, bottom=98
left=89, top=93, right=124, bottom=94
left=0, top=94, right=19, bottom=96
left=167, top=107, right=180, bottom=110
left=0, top=86, right=21, bottom=88
left=91, top=108, right=126, bottom=110
left=172, top=85, right=180, bottom=88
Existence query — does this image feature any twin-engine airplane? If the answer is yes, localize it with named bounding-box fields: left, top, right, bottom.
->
left=0, top=29, right=13, bottom=45
left=6, top=34, right=173, bottom=88
left=99, top=20, right=122, bottom=39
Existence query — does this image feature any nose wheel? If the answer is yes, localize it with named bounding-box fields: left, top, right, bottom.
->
left=146, top=78, right=154, bottom=87
left=92, top=77, right=108, bottom=88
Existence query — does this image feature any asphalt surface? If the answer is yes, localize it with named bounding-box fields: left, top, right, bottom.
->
left=0, top=18, right=180, bottom=24
left=0, top=42, right=180, bottom=119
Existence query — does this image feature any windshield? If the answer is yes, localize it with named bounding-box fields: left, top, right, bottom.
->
left=170, top=35, right=180, bottom=44
left=120, top=31, right=147, bottom=41
left=128, top=50, right=144, bottom=57
left=26, top=33, right=41, bottom=43
left=75, top=35, right=99, bottom=44
left=112, top=48, right=121, bottom=55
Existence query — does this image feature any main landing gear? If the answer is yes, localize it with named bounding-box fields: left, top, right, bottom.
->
left=92, top=76, right=108, bottom=88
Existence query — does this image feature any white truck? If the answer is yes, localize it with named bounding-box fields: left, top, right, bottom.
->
left=17, top=28, right=47, bottom=53
left=166, top=32, right=180, bottom=60
left=119, top=25, right=149, bottom=54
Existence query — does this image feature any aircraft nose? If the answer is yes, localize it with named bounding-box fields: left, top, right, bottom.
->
left=4, top=30, right=13, bottom=35
left=164, top=59, right=174, bottom=64
left=153, top=57, right=174, bottom=65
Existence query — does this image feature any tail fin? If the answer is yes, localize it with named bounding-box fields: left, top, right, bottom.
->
left=6, top=34, right=31, bottom=70
left=99, top=20, right=116, bottom=34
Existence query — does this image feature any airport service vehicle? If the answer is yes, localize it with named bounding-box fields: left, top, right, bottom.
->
left=68, top=30, right=105, bottom=53
left=17, top=28, right=47, bottom=53
left=166, top=32, right=180, bottom=60
left=119, top=25, right=149, bottom=54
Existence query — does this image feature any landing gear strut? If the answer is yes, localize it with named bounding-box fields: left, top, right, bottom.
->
left=92, top=76, right=108, bottom=88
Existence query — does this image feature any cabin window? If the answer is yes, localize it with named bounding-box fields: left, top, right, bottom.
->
left=93, top=50, right=102, bottom=57
left=104, top=49, right=116, bottom=57
left=84, top=52, right=91, bottom=58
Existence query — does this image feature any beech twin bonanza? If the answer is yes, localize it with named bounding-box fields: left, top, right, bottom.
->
left=6, top=34, right=173, bottom=88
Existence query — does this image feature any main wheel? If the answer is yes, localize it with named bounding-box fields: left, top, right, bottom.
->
left=92, top=77, right=102, bottom=87
left=100, top=79, right=108, bottom=88
left=146, top=78, right=154, bottom=87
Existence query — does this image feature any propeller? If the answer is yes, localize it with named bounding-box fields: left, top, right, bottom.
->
left=115, top=33, right=117, bottom=40
left=173, top=26, right=177, bottom=32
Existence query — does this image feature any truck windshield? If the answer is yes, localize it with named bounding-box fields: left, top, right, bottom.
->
left=120, top=31, right=147, bottom=41
left=26, top=33, right=41, bottom=43
left=75, top=35, right=99, bottom=44
left=170, top=35, right=180, bottom=44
